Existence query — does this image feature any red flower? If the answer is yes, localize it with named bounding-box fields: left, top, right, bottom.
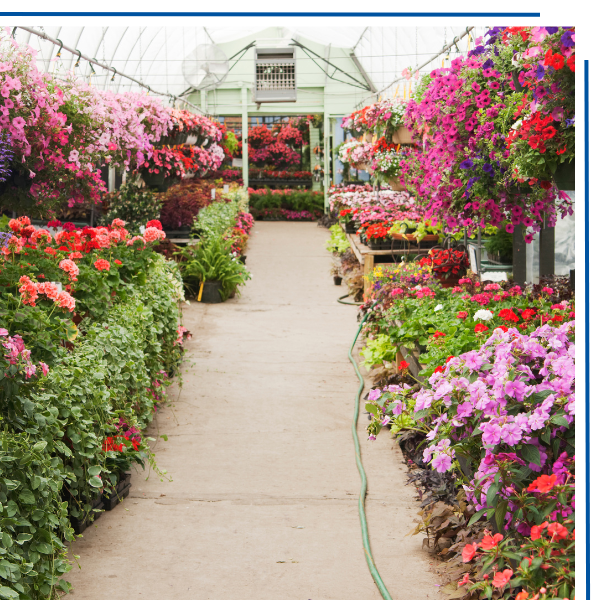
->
left=495, top=325, right=508, bottom=333
left=521, top=308, right=536, bottom=321
left=433, top=331, right=446, bottom=338
left=445, top=355, right=455, bottom=363
left=527, top=473, right=557, bottom=493
left=398, top=360, right=410, bottom=371
left=530, top=521, right=548, bottom=540
left=146, top=219, right=163, bottom=230
left=540, top=180, right=553, bottom=190
left=567, top=53, right=575, bottom=72
left=456, top=311, right=468, bottom=319
left=492, top=569, right=513, bottom=589
left=457, top=573, right=470, bottom=587
left=44, top=248, right=57, bottom=257
left=94, top=259, right=111, bottom=271
left=480, top=533, right=503, bottom=550
left=462, top=543, right=478, bottom=562
left=547, top=522, right=569, bottom=540
left=114, top=259, right=123, bottom=265
left=474, top=324, right=489, bottom=334
left=556, top=146, right=567, bottom=155
left=499, top=308, right=519, bottom=323
left=434, top=366, right=444, bottom=374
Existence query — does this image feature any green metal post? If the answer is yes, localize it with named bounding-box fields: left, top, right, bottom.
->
left=324, top=111, right=330, bottom=212
left=241, top=86, right=249, bottom=189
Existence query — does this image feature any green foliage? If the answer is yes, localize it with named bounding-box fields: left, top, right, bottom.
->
left=248, top=190, right=324, bottom=215
left=100, top=181, right=162, bottom=231
left=326, top=224, right=350, bottom=254
left=193, top=199, right=241, bottom=241
left=178, top=238, right=250, bottom=300
left=360, top=334, right=396, bottom=369
left=485, top=228, right=513, bottom=261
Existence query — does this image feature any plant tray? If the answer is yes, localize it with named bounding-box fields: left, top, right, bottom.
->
left=390, top=233, right=439, bottom=242
left=103, top=483, right=132, bottom=511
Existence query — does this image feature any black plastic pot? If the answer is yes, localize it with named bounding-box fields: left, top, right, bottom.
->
left=380, top=239, right=392, bottom=250
left=201, top=280, right=223, bottom=303
left=344, top=221, right=356, bottom=234
left=240, top=255, right=247, bottom=264
left=333, top=275, right=342, bottom=286
left=142, top=171, right=166, bottom=189
left=553, top=160, right=575, bottom=190
left=103, top=472, right=132, bottom=511
left=368, top=238, right=382, bottom=250
left=359, top=233, right=367, bottom=245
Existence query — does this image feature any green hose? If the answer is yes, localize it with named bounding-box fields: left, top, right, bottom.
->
left=348, top=313, right=394, bottom=600
left=337, top=293, right=362, bottom=306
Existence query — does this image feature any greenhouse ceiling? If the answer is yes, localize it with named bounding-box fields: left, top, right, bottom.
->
left=9, top=25, right=487, bottom=110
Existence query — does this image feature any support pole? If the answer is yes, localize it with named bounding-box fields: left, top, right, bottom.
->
left=241, top=86, right=249, bottom=190
left=324, top=111, right=331, bottom=212
left=512, top=224, right=527, bottom=286
left=539, top=220, right=555, bottom=280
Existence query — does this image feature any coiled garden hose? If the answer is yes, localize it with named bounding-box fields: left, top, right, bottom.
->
left=337, top=293, right=363, bottom=306
left=348, top=312, right=394, bottom=600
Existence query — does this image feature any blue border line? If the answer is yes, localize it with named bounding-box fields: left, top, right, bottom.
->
left=585, top=59, right=590, bottom=600
left=0, top=11, right=541, bottom=17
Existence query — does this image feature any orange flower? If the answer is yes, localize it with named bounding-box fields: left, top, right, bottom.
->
left=492, top=568, right=513, bottom=589
left=515, top=592, right=529, bottom=600
left=480, top=533, right=503, bottom=550
left=547, top=522, right=569, bottom=540
left=530, top=521, right=548, bottom=540
left=527, top=473, right=557, bottom=493
left=462, top=543, right=478, bottom=562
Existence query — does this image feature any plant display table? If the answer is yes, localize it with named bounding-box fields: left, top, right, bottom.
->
left=345, top=232, right=431, bottom=299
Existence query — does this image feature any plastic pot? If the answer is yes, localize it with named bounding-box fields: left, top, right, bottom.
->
left=333, top=275, right=343, bottom=286
left=553, top=160, right=575, bottom=191
left=142, top=171, right=166, bottom=188
left=344, top=221, right=356, bottom=234
left=200, top=280, right=223, bottom=303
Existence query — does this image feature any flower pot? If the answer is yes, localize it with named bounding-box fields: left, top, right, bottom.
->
left=368, top=238, right=382, bottom=250
left=359, top=233, right=367, bottom=245
left=200, top=280, right=223, bottom=303
left=392, top=126, right=413, bottom=145
left=388, top=179, right=407, bottom=192
left=142, top=171, right=166, bottom=188
left=185, top=134, right=198, bottom=145
left=175, top=132, right=188, bottom=145
left=344, top=221, right=356, bottom=234
left=355, top=162, right=370, bottom=171
left=240, top=255, right=247, bottom=264
left=333, top=275, right=343, bottom=286
left=553, top=160, right=575, bottom=191
left=103, top=472, right=132, bottom=511
left=380, top=239, right=392, bottom=250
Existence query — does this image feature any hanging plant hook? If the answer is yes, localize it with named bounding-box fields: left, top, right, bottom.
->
left=11, top=27, right=17, bottom=39
left=55, top=38, right=63, bottom=58
left=110, top=67, right=117, bottom=81
left=74, top=49, right=82, bottom=68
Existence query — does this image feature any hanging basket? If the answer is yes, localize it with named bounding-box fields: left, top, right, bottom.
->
left=142, top=171, right=166, bottom=188
left=553, top=160, right=575, bottom=191
left=392, top=126, right=413, bottom=145
left=355, top=162, right=370, bottom=171
left=388, top=179, right=407, bottom=192
left=185, top=134, right=198, bottom=145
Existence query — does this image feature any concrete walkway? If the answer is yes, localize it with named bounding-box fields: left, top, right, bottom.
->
left=66, top=222, right=441, bottom=599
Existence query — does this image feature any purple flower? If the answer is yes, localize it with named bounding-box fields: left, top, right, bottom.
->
left=460, top=159, right=474, bottom=169
left=431, top=453, right=452, bottom=472
left=561, top=31, right=574, bottom=46
left=481, top=422, right=502, bottom=446
left=501, top=422, right=523, bottom=445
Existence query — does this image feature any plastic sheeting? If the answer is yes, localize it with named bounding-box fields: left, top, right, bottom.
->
left=10, top=25, right=485, bottom=100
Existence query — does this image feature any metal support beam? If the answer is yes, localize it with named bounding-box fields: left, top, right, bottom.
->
left=324, top=112, right=331, bottom=212
left=512, top=224, right=527, bottom=286
left=241, top=86, right=249, bottom=189
left=539, top=222, right=555, bottom=279
left=349, top=51, right=377, bottom=93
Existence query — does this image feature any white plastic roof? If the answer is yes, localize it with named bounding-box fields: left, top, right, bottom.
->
left=10, top=25, right=485, bottom=101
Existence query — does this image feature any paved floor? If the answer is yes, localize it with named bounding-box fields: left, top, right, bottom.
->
left=66, top=222, right=441, bottom=599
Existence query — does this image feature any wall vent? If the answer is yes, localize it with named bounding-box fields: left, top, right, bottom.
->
left=254, top=47, right=297, bottom=103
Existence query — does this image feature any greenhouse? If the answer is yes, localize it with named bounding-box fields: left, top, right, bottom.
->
left=0, top=21, right=576, bottom=600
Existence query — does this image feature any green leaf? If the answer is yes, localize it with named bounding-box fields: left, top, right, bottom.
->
left=0, top=586, right=19, bottom=599
left=365, top=403, right=379, bottom=415
left=468, top=507, right=488, bottom=526
left=486, top=482, right=501, bottom=508
left=495, top=500, right=508, bottom=532
left=520, top=443, right=541, bottom=467
left=36, top=542, right=53, bottom=554
left=413, top=409, right=429, bottom=421
left=550, top=415, right=570, bottom=427
left=88, top=476, right=103, bottom=488
left=16, top=533, right=32, bottom=545
left=18, top=489, right=36, bottom=505
left=160, top=434, right=168, bottom=441
left=32, top=440, right=47, bottom=453
left=88, top=466, right=102, bottom=476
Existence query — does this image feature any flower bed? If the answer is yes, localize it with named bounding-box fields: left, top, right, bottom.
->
left=354, top=258, right=575, bottom=599
left=248, top=188, right=324, bottom=220
left=0, top=216, right=187, bottom=596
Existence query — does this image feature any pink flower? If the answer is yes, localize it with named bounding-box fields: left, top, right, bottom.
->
left=59, top=258, right=79, bottom=281
left=94, top=259, right=111, bottom=271
left=56, top=290, right=76, bottom=312
left=143, top=226, right=166, bottom=243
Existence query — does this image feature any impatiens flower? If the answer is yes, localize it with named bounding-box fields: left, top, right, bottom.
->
left=547, top=522, right=569, bottom=540
left=492, top=569, right=513, bottom=589
left=462, top=543, right=478, bottom=562
left=530, top=521, right=548, bottom=540
left=527, top=473, right=557, bottom=493
left=480, top=533, right=503, bottom=550
left=431, top=452, right=452, bottom=472
left=94, top=259, right=110, bottom=271
left=457, top=573, right=470, bottom=587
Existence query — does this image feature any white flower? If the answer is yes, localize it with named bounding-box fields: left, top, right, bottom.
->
left=434, top=304, right=443, bottom=312
left=474, top=309, right=493, bottom=322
